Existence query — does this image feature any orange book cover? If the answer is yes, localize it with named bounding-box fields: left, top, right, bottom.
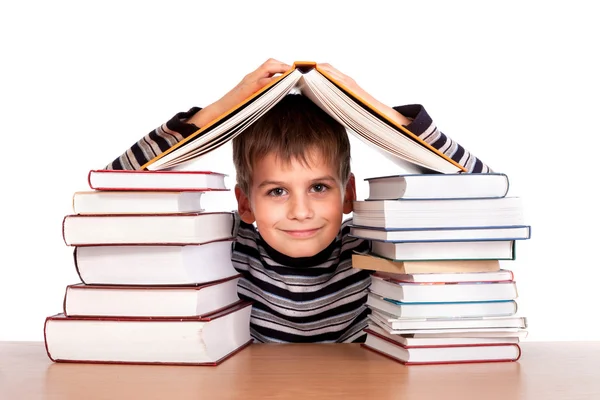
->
left=140, top=61, right=466, bottom=173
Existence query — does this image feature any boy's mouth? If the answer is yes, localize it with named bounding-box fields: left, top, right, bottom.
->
left=281, top=228, right=322, bottom=238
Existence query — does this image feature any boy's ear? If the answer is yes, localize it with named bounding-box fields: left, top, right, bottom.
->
left=343, top=173, right=356, bottom=214
left=235, top=185, right=256, bottom=224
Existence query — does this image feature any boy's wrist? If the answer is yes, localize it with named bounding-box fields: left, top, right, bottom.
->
left=187, top=102, right=227, bottom=128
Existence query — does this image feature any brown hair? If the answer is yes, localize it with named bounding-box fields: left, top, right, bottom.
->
left=232, top=94, right=351, bottom=195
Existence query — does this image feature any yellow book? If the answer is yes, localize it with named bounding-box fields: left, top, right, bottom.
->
left=352, top=253, right=501, bottom=274
left=141, top=61, right=466, bottom=173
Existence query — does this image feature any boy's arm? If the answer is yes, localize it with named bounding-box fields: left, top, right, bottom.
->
left=317, top=63, right=492, bottom=173
left=104, top=59, right=291, bottom=170
left=105, top=107, right=202, bottom=170
left=393, top=104, right=492, bottom=173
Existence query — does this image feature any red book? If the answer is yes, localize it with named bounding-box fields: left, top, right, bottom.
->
left=44, top=301, right=253, bottom=366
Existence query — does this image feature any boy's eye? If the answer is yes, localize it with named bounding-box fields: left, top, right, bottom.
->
left=310, top=183, right=329, bottom=193
left=268, top=188, right=287, bottom=197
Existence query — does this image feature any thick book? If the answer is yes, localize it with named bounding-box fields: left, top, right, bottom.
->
left=44, top=301, right=252, bottom=366
left=351, top=253, right=501, bottom=274
left=72, top=191, right=205, bottom=214
left=366, top=293, right=518, bottom=319
left=349, top=225, right=531, bottom=242
left=365, top=173, right=510, bottom=200
left=141, top=61, right=465, bottom=174
left=369, top=310, right=527, bottom=332
left=73, top=240, right=237, bottom=285
left=370, top=240, right=516, bottom=261
left=353, top=197, right=524, bottom=229
left=362, top=329, right=521, bottom=365
left=87, top=169, right=228, bottom=191
left=63, top=275, right=241, bottom=318
left=62, top=212, right=234, bottom=246
left=370, top=274, right=518, bottom=303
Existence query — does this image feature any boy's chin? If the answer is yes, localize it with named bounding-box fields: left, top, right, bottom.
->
left=270, top=240, right=332, bottom=259
left=282, top=248, right=324, bottom=258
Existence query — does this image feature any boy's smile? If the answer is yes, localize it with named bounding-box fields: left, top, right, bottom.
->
left=235, top=150, right=355, bottom=258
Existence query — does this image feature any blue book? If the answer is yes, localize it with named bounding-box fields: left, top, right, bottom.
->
left=350, top=224, right=531, bottom=243
left=367, top=293, right=518, bottom=319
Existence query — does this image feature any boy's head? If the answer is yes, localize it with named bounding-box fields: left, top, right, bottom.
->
left=232, top=94, right=355, bottom=258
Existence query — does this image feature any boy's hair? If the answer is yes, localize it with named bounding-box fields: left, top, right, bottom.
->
left=232, top=94, right=351, bottom=195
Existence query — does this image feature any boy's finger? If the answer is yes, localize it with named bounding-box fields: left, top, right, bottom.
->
left=262, top=62, right=292, bottom=75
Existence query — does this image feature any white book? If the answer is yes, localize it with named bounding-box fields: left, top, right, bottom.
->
left=370, top=240, right=516, bottom=261
left=365, top=173, right=510, bottom=200
left=353, top=197, right=524, bottom=229
left=87, top=169, right=228, bottom=191
left=44, top=302, right=252, bottom=365
left=74, top=240, right=237, bottom=285
left=62, top=212, right=234, bottom=245
left=365, top=323, right=521, bottom=347
left=369, top=274, right=518, bottom=303
left=370, top=310, right=527, bottom=331
left=72, top=191, right=205, bottom=214
left=63, top=275, right=240, bottom=318
left=368, top=317, right=528, bottom=338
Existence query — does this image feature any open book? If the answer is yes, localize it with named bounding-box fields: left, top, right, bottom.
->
left=141, top=61, right=466, bottom=174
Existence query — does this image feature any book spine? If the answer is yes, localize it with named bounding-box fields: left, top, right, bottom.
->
left=87, top=170, right=94, bottom=190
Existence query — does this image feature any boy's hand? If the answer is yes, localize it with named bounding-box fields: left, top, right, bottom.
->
left=317, top=63, right=412, bottom=126
left=188, top=59, right=291, bottom=128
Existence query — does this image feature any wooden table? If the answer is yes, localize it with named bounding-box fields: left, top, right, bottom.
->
left=1, top=341, right=598, bottom=399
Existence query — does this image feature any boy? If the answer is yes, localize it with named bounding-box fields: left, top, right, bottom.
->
left=106, top=59, right=490, bottom=343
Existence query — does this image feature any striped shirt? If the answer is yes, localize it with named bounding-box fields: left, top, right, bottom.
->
left=232, top=217, right=371, bottom=343
left=103, top=103, right=491, bottom=343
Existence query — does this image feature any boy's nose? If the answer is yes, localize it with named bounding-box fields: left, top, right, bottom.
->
left=287, top=195, right=314, bottom=221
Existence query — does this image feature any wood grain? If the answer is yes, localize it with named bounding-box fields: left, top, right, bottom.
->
left=0, top=341, right=598, bottom=400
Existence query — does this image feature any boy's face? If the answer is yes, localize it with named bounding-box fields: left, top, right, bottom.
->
left=235, top=150, right=355, bottom=258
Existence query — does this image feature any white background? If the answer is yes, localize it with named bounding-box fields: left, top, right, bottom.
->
left=1, top=0, right=598, bottom=341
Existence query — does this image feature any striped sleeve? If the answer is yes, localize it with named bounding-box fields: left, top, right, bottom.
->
left=104, top=107, right=202, bottom=170
left=394, top=104, right=492, bottom=173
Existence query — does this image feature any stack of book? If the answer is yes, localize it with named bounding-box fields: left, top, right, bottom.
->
left=351, top=172, right=530, bottom=365
left=44, top=169, right=252, bottom=366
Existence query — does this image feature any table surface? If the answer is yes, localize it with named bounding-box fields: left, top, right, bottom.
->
left=1, top=341, right=598, bottom=400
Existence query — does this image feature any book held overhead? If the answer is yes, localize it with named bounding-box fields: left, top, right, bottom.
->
left=139, top=62, right=467, bottom=174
